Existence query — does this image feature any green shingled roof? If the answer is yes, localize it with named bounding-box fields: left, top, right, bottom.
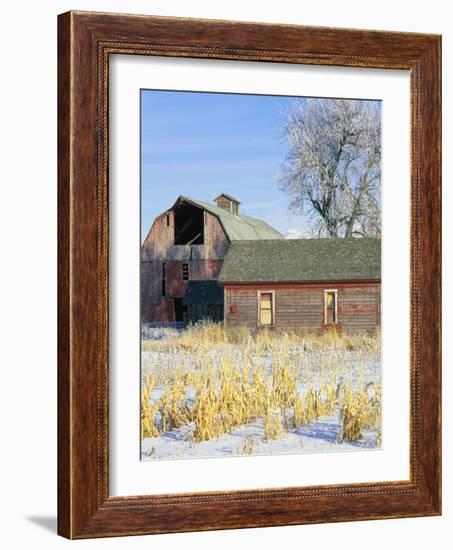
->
left=179, top=196, right=284, bottom=241
left=218, top=239, right=381, bottom=283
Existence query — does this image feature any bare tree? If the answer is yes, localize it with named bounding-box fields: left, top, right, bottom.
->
left=279, top=98, right=381, bottom=238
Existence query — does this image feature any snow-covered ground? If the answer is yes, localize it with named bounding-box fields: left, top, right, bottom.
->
left=141, top=328, right=381, bottom=461
left=141, top=415, right=378, bottom=460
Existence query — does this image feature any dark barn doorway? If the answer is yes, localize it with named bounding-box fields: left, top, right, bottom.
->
left=174, top=202, right=204, bottom=245
left=182, top=280, right=224, bottom=324
left=173, top=298, right=188, bottom=323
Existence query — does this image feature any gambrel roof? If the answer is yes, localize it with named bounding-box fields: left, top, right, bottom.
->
left=176, top=196, right=284, bottom=241
left=219, top=238, right=381, bottom=283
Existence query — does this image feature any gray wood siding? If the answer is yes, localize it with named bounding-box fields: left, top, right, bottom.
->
left=224, top=288, right=258, bottom=329
left=225, top=283, right=380, bottom=333
left=338, top=286, right=380, bottom=331
left=203, top=212, right=230, bottom=259
left=275, top=288, right=324, bottom=329
left=141, top=211, right=174, bottom=262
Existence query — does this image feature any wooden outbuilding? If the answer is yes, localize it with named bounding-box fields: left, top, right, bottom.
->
left=218, top=239, right=381, bottom=333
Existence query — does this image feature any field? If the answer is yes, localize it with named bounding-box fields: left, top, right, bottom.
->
left=141, top=322, right=381, bottom=460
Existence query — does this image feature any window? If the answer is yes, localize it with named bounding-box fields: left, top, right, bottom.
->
left=324, top=290, right=337, bottom=324
left=166, top=212, right=170, bottom=226
left=161, top=262, right=166, bottom=296
left=259, top=291, right=274, bottom=326
left=182, top=263, right=189, bottom=281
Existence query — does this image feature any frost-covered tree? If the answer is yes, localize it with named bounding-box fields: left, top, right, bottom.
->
left=279, top=98, right=381, bottom=238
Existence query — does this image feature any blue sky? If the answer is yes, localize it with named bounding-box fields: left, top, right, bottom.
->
left=141, top=89, right=308, bottom=242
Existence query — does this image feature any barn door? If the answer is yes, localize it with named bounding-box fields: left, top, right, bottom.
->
left=173, top=298, right=188, bottom=323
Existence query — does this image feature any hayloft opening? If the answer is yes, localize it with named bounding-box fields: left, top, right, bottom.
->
left=174, top=202, right=204, bottom=245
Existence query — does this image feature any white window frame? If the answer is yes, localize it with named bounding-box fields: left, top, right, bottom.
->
left=257, top=290, right=275, bottom=327
left=324, top=289, right=338, bottom=325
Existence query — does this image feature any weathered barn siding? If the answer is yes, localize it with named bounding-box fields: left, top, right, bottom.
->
left=224, top=287, right=259, bottom=329
left=215, top=194, right=240, bottom=214
left=203, top=212, right=230, bottom=259
left=142, top=211, right=229, bottom=261
left=142, top=300, right=175, bottom=324
left=215, top=195, right=232, bottom=210
left=339, top=285, right=381, bottom=331
left=141, top=208, right=229, bottom=323
left=140, top=261, right=160, bottom=304
left=224, top=282, right=380, bottom=333
left=141, top=211, right=175, bottom=262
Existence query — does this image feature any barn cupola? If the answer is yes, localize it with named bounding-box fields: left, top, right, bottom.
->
left=214, top=193, right=241, bottom=215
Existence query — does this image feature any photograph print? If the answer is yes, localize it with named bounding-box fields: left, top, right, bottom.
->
left=140, top=89, right=382, bottom=460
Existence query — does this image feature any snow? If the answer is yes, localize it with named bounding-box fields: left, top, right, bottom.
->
left=140, top=329, right=381, bottom=461
left=141, top=414, right=378, bottom=460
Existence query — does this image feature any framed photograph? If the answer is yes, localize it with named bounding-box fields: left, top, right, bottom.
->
left=58, top=11, right=441, bottom=538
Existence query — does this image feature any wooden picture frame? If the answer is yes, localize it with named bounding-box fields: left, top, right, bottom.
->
left=58, top=11, right=441, bottom=539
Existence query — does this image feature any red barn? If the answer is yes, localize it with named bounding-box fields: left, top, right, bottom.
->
left=218, top=239, right=381, bottom=333
left=141, top=194, right=381, bottom=332
left=141, top=194, right=283, bottom=324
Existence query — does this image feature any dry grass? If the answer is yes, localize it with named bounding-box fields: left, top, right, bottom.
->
left=141, top=374, right=160, bottom=439
left=339, top=383, right=382, bottom=442
left=140, top=322, right=381, bottom=449
left=264, top=404, right=284, bottom=440
left=142, top=321, right=380, bottom=354
left=159, top=368, right=191, bottom=432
